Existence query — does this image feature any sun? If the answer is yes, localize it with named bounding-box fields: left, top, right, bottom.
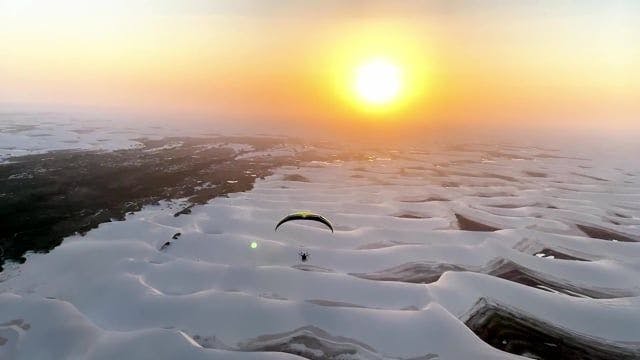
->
left=325, top=27, right=431, bottom=118
left=354, top=58, right=403, bottom=106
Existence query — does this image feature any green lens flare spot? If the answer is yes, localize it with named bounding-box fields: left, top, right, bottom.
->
left=250, top=241, right=258, bottom=249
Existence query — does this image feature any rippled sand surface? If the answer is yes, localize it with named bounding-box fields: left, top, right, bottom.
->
left=2, top=118, right=640, bottom=359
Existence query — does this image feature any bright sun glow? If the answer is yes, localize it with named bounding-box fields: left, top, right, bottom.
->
left=355, top=59, right=403, bottom=105
left=326, top=25, right=432, bottom=118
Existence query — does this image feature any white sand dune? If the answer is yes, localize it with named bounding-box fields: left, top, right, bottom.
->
left=2, top=119, right=640, bottom=359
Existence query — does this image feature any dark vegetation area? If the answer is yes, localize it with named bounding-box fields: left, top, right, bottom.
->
left=0, top=136, right=307, bottom=271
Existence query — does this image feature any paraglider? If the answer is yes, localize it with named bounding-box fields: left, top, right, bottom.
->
left=274, top=211, right=333, bottom=263
left=275, top=211, right=334, bottom=233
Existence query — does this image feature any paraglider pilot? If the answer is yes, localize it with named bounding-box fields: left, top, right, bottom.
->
left=274, top=211, right=334, bottom=263
left=298, top=251, right=310, bottom=262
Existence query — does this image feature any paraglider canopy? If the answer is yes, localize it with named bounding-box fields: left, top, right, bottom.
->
left=275, top=211, right=334, bottom=233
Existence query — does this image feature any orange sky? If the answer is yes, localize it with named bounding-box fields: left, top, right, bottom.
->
left=1, top=1, right=638, bottom=134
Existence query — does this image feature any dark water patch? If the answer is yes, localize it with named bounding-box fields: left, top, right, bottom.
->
left=570, top=172, right=609, bottom=182
left=355, top=258, right=625, bottom=298
left=475, top=192, right=517, bottom=198
left=455, top=214, right=501, bottom=232
left=395, top=213, right=429, bottom=219
left=533, top=248, right=588, bottom=261
left=535, top=153, right=589, bottom=161
left=466, top=298, right=640, bottom=360
left=71, top=128, right=98, bottom=135
left=487, top=260, right=623, bottom=299
left=441, top=182, right=460, bottom=188
left=576, top=224, right=638, bottom=242
left=282, top=174, right=310, bottom=182
left=306, top=299, right=367, bottom=309
left=239, top=326, right=380, bottom=360
left=427, top=196, right=450, bottom=202
left=292, top=264, right=334, bottom=273
left=0, top=136, right=302, bottom=269
left=489, top=203, right=534, bottom=209
left=614, top=212, right=631, bottom=219
left=446, top=171, right=520, bottom=183
left=483, top=173, right=520, bottom=182
left=187, top=333, right=234, bottom=350
left=398, top=196, right=448, bottom=203
left=524, top=171, right=548, bottom=178
left=459, top=168, right=505, bottom=180
left=351, top=262, right=467, bottom=284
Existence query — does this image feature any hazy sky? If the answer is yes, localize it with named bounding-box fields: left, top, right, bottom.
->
left=1, top=0, right=638, bottom=135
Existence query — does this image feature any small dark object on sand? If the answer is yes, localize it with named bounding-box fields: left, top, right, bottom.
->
left=299, top=251, right=310, bottom=262
left=174, top=207, right=192, bottom=217
left=172, top=233, right=182, bottom=240
left=160, top=241, right=171, bottom=251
